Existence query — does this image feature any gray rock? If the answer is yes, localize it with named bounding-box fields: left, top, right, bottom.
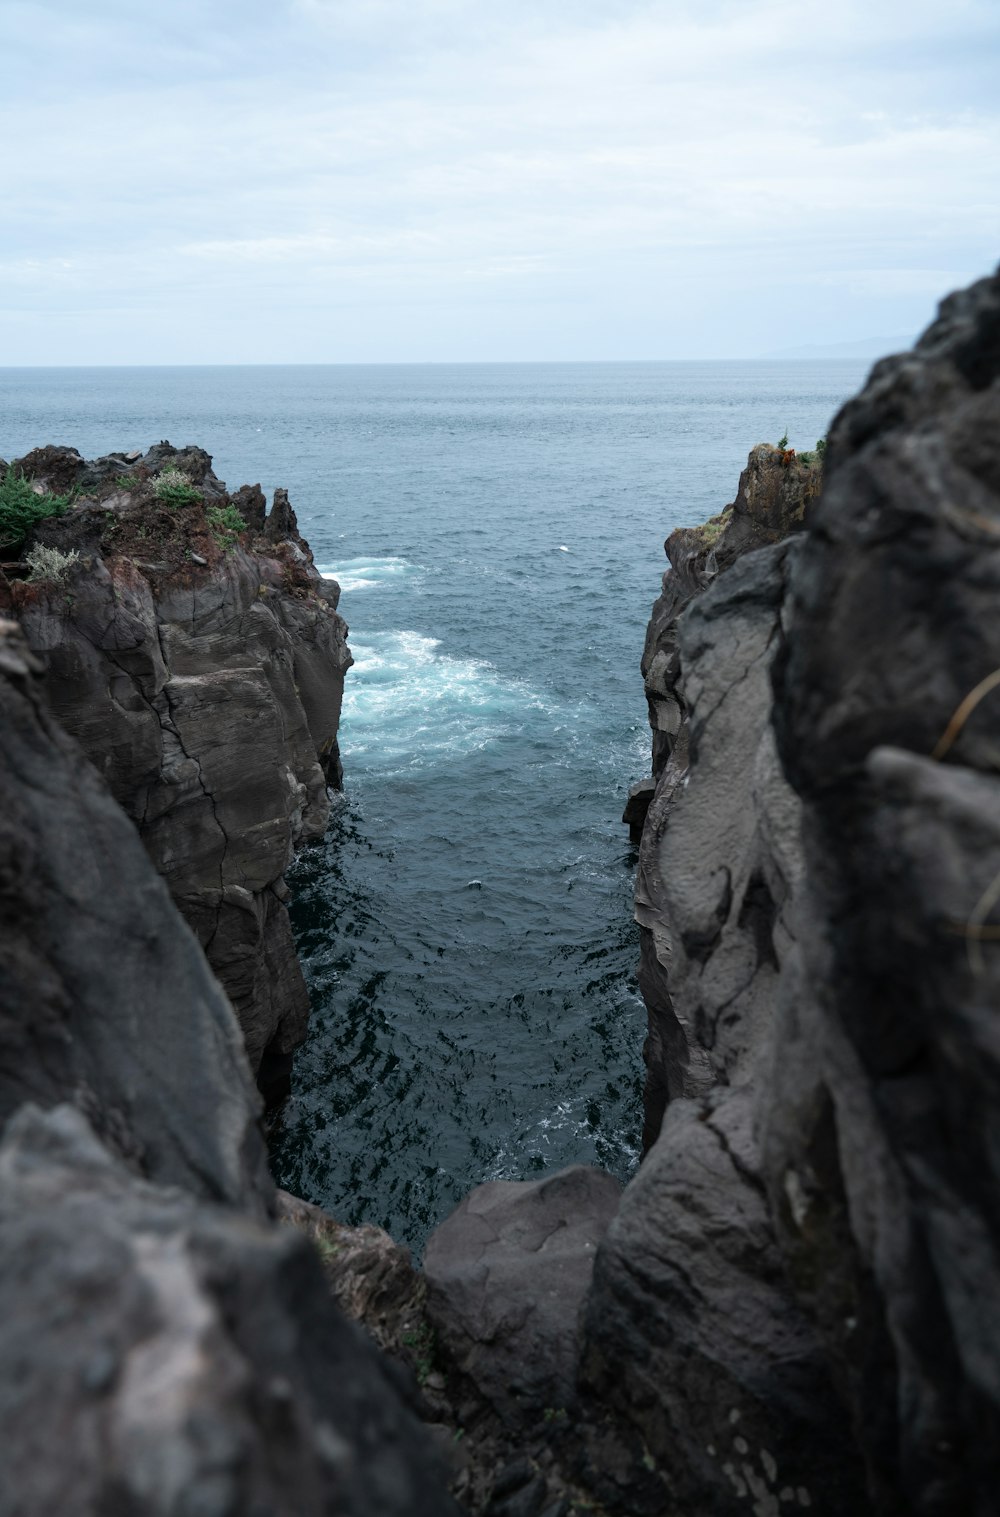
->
left=3, top=444, right=352, bottom=1097
left=424, top=1165, right=621, bottom=1424
left=583, top=1086, right=867, bottom=1517
left=765, top=267, right=1000, bottom=1514
left=0, top=1103, right=459, bottom=1517
left=621, top=774, right=655, bottom=842
left=632, top=446, right=817, bottom=1148
left=0, top=618, right=269, bottom=1209
left=583, top=544, right=865, bottom=1514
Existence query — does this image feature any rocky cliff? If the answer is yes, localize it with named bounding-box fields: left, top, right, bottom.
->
left=582, top=268, right=1000, bottom=1515
left=0, top=617, right=456, bottom=1517
left=0, top=442, right=350, bottom=1101
left=3, top=271, right=1000, bottom=1517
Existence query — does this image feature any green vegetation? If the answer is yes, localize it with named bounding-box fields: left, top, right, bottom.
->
left=115, top=473, right=141, bottom=490
left=401, top=1321, right=438, bottom=1387
left=24, top=543, right=80, bottom=583
left=690, top=508, right=730, bottom=548
left=313, top=1232, right=342, bottom=1263
left=0, top=468, right=74, bottom=549
left=206, top=502, right=247, bottom=549
left=776, top=430, right=789, bottom=450
left=153, top=467, right=201, bottom=507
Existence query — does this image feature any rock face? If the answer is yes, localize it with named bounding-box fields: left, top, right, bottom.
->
left=0, top=618, right=270, bottom=1210
left=588, top=540, right=866, bottom=1515
left=0, top=618, right=457, bottom=1517
left=0, top=1103, right=458, bottom=1517
left=592, top=270, right=1000, bottom=1515
left=633, top=443, right=818, bottom=1148
left=1, top=443, right=351, bottom=1101
left=766, top=269, right=1000, bottom=1515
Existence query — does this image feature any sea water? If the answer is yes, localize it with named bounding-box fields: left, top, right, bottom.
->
left=1, top=360, right=869, bottom=1248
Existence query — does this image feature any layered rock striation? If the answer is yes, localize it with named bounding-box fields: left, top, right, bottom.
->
left=0, top=442, right=351, bottom=1100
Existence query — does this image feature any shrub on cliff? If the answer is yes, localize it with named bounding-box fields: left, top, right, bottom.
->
left=24, top=543, right=80, bottom=583
left=0, top=468, right=73, bottom=549
left=153, top=467, right=201, bottom=506
left=206, top=502, right=248, bottom=549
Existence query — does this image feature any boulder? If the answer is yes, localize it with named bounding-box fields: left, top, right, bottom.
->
left=424, top=1165, right=621, bottom=1424
left=0, top=1103, right=458, bottom=1517
left=584, top=1087, right=867, bottom=1517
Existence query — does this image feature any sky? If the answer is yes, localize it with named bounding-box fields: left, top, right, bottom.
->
left=2, top=0, right=999, bottom=363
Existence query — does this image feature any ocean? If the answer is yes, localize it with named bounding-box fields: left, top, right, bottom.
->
left=1, top=360, right=869, bottom=1249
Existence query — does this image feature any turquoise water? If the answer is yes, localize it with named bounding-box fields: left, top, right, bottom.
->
left=1, top=361, right=869, bottom=1247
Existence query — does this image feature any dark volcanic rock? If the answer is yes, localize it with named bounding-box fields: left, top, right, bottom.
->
left=0, top=617, right=269, bottom=1209
left=584, top=545, right=865, bottom=1514
left=0, top=1103, right=458, bottom=1517
left=634, top=443, right=818, bottom=1149
left=583, top=1087, right=867, bottom=1517
left=0, top=615, right=457, bottom=1517
left=2, top=443, right=352, bottom=1097
left=765, top=268, right=1000, bottom=1515
left=424, top=1165, right=621, bottom=1425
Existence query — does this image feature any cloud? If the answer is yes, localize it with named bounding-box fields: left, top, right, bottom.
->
left=2, top=0, right=998, bottom=360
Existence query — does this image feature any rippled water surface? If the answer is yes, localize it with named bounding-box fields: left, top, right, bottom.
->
left=2, top=360, right=869, bottom=1248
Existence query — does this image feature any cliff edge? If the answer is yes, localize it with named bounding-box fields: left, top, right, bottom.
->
left=0, top=442, right=351, bottom=1101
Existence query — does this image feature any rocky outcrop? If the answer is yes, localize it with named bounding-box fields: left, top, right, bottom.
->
left=0, top=618, right=269, bottom=1209
left=0, top=443, right=351, bottom=1101
left=633, top=443, right=819, bottom=1147
left=0, top=1103, right=457, bottom=1517
left=592, top=270, right=1000, bottom=1515
left=765, top=269, right=1000, bottom=1515
left=0, top=617, right=456, bottom=1517
left=589, top=540, right=866, bottom=1515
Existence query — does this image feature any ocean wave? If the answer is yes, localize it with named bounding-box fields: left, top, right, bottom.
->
left=316, top=554, right=418, bottom=594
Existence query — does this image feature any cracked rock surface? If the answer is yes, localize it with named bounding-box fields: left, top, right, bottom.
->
left=631, top=443, right=817, bottom=1148
left=0, top=617, right=457, bottom=1517
left=587, top=539, right=865, bottom=1515
left=0, top=1101, right=458, bottom=1517
left=1, top=443, right=351, bottom=1100
left=0, top=617, right=270, bottom=1209
left=766, top=268, right=1000, bottom=1515
left=595, top=270, right=1000, bottom=1514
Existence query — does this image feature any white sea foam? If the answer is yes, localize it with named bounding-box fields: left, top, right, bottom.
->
left=340, top=626, right=550, bottom=770
left=316, top=555, right=416, bottom=594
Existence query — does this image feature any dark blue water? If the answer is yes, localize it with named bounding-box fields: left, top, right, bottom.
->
left=1, top=361, right=869, bottom=1248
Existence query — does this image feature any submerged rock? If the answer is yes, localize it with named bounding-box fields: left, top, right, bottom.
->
left=0, top=442, right=351, bottom=1100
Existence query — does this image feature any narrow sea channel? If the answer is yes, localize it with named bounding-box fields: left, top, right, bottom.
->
left=0, top=359, right=867, bottom=1248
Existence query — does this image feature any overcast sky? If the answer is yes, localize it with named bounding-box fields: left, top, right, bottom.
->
left=3, top=0, right=998, bottom=363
